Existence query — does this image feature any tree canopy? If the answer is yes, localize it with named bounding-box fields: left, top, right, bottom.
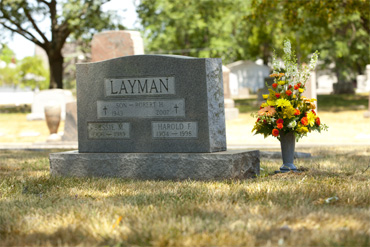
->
left=0, top=0, right=120, bottom=89
left=0, top=44, right=49, bottom=89
left=137, top=0, right=370, bottom=87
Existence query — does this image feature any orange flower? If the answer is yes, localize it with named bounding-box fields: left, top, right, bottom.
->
left=301, top=117, right=308, bottom=126
left=272, top=83, right=278, bottom=88
left=294, top=84, right=299, bottom=90
left=258, top=106, right=276, bottom=116
left=286, top=90, right=292, bottom=96
left=272, top=129, right=279, bottom=137
left=294, top=109, right=300, bottom=116
left=315, top=117, right=321, bottom=126
left=275, top=93, right=281, bottom=98
left=277, top=123, right=283, bottom=129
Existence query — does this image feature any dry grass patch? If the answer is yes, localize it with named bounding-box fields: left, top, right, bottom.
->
left=0, top=113, right=65, bottom=143
left=0, top=147, right=370, bottom=246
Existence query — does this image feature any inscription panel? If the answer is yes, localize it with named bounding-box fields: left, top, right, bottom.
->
left=97, top=99, right=185, bottom=119
left=88, top=122, right=130, bottom=139
left=105, top=77, right=175, bottom=96
left=152, top=121, right=198, bottom=139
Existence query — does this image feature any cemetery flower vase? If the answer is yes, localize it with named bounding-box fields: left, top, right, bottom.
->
left=279, top=131, right=297, bottom=172
left=44, top=104, right=61, bottom=135
left=251, top=39, right=328, bottom=164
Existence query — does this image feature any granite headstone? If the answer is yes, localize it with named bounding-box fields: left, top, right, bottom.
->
left=77, top=55, right=226, bottom=153
left=49, top=55, right=260, bottom=180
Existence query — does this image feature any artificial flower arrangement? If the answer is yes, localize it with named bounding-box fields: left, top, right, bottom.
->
left=252, top=40, right=328, bottom=141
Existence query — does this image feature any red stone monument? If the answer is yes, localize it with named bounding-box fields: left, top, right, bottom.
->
left=91, top=30, right=144, bottom=62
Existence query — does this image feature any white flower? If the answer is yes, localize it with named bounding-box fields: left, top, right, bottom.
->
left=287, top=121, right=297, bottom=128
left=283, top=40, right=291, bottom=55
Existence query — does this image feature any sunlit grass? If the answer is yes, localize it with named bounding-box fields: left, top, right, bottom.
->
left=0, top=113, right=65, bottom=143
left=1, top=147, right=369, bottom=246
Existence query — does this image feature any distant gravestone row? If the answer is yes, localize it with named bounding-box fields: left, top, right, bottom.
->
left=49, top=55, right=260, bottom=180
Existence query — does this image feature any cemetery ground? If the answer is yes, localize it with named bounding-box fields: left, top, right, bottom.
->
left=1, top=147, right=369, bottom=246
left=0, top=94, right=370, bottom=246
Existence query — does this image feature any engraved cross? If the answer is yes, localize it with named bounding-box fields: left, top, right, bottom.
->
left=174, top=104, right=179, bottom=114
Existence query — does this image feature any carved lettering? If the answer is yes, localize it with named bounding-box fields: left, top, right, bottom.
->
left=105, top=77, right=175, bottom=96
left=150, top=79, right=159, bottom=93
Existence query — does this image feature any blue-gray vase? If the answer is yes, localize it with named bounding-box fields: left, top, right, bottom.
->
left=279, top=131, right=297, bottom=172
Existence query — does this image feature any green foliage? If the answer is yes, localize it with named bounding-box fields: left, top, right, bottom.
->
left=137, top=0, right=369, bottom=84
left=0, top=0, right=121, bottom=88
left=0, top=65, right=19, bottom=85
left=0, top=43, right=19, bottom=85
left=138, top=0, right=245, bottom=64
left=18, top=56, right=49, bottom=89
left=0, top=45, right=49, bottom=89
left=0, top=43, right=14, bottom=63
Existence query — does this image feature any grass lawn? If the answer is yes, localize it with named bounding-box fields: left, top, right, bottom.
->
left=0, top=113, right=65, bottom=143
left=1, top=147, right=369, bottom=246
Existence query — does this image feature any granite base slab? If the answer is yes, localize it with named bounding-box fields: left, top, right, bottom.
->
left=49, top=150, right=260, bottom=180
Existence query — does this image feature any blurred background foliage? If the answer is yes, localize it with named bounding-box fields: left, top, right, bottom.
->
left=138, top=0, right=369, bottom=87
left=0, top=44, right=49, bottom=89
left=0, top=0, right=369, bottom=91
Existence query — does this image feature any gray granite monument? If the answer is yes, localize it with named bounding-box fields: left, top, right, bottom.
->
left=49, top=55, right=259, bottom=180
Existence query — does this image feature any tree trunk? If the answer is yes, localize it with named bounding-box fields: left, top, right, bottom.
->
left=48, top=51, right=64, bottom=89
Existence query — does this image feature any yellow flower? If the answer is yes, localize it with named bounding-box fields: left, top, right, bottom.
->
left=292, top=95, right=296, bottom=99
left=267, top=99, right=276, bottom=106
left=260, top=102, right=268, bottom=108
left=297, top=124, right=308, bottom=133
left=310, top=98, right=317, bottom=102
left=262, top=94, right=269, bottom=99
left=276, top=98, right=291, bottom=108
left=282, top=106, right=296, bottom=119
left=298, top=88, right=304, bottom=93
left=278, top=80, right=286, bottom=85
left=307, top=112, right=316, bottom=126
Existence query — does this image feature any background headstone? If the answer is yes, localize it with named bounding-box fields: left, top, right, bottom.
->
left=27, top=89, right=75, bottom=120
left=364, top=93, right=370, bottom=118
left=363, top=65, right=370, bottom=118
left=91, top=30, right=144, bottom=62
left=223, top=66, right=239, bottom=120
left=357, top=65, right=370, bottom=93
left=302, top=71, right=318, bottom=109
left=61, top=101, right=78, bottom=142
left=226, top=60, right=270, bottom=98
left=316, top=70, right=336, bottom=95
left=257, top=77, right=274, bottom=105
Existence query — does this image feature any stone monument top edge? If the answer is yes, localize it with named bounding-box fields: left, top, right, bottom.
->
left=77, top=54, right=221, bottom=65
left=93, top=30, right=141, bottom=36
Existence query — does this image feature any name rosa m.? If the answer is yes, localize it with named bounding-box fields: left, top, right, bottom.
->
left=105, top=77, right=175, bottom=95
